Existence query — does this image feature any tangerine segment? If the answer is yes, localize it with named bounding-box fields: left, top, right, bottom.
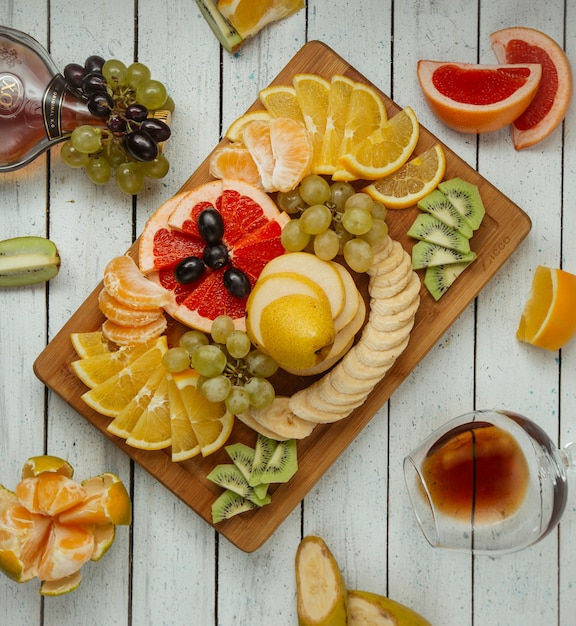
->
left=259, top=85, right=305, bottom=122
left=491, top=27, right=573, bottom=149
left=15, top=474, right=86, bottom=517
left=417, top=60, right=542, bottom=134
left=36, top=522, right=95, bottom=582
left=339, top=107, right=420, bottom=180
left=90, top=523, right=115, bottom=562
left=364, top=144, right=447, bottom=209
left=516, top=266, right=576, bottom=351
left=242, top=120, right=275, bottom=190
left=269, top=117, right=313, bottom=192
left=101, top=316, right=167, bottom=347
left=104, top=255, right=170, bottom=309
left=209, top=144, right=263, bottom=188
left=98, top=288, right=164, bottom=327
left=59, top=473, right=132, bottom=526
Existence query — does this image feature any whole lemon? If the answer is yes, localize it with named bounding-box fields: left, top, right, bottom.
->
left=259, top=294, right=335, bottom=370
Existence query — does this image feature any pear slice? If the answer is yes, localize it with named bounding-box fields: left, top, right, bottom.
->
left=295, top=536, right=347, bottom=626
left=347, top=590, right=432, bottom=626
left=258, top=252, right=346, bottom=319
left=330, top=261, right=361, bottom=332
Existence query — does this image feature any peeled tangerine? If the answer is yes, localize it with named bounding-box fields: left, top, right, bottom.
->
left=295, top=536, right=432, bottom=626
left=0, top=456, right=131, bottom=596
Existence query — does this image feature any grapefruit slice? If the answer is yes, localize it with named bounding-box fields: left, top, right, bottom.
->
left=490, top=27, right=573, bottom=149
left=417, top=60, right=542, bottom=134
left=139, top=179, right=289, bottom=332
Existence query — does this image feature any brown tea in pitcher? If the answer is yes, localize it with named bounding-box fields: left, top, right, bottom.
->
left=421, top=422, right=530, bottom=524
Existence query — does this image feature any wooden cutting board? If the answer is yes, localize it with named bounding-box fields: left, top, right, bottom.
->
left=34, top=40, right=531, bottom=552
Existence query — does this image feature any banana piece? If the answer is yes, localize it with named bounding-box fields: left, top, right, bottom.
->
left=295, top=536, right=347, bottom=626
left=0, top=236, right=60, bottom=287
left=238, top=396, right=316, bottom=440
left=347, top=590, right=432, bottom=626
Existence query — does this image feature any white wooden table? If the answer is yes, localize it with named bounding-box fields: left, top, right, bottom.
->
left=1, top=1, right=575, bottom=624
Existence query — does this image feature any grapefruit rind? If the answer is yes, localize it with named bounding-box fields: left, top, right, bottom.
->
left=417, top=60, right=543, bottom=134
left=490, top=27, right=573, bottom=149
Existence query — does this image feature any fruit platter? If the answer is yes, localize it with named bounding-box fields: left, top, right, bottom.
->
left=33, top=41, right=532, bottom=552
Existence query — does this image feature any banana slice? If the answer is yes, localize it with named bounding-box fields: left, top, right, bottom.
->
left=235, top=408, right=289, bottom=441
left=240, top=396, right=316, bottom=440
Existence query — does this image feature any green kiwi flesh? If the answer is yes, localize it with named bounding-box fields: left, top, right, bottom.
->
left=411, top=241, right=477, bottom=270
left=248, top=434, right=279, bottom=486
left=224, top=442, right=255, bottom=482
left=417, top=189, right=473, bottom=238
left=211, top=490, right=258, bottom=523
left=407, top=214, right=471, bottom=254
left=0, top=236, right=60, bottom=287
left=259, top=439, right=298, bottom=484
left=424, top=260, right=475, bottom=301
left=438, top=177, right=485, bottom=230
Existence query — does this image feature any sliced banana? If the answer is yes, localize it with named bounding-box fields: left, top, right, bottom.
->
left=239, top=396, right=316, bottom=440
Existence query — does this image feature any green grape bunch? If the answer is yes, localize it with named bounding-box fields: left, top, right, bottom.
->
left=162, top=315, right=279, bottom=415
left=61, top=55, right=175, bottom=194
left=277, top=175, right=389, bottom=274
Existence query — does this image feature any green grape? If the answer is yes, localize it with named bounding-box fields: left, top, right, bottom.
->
left=126, top=62, right=151, bottom=88
left=281, top=219, right=310, bottom=252
left=136, top=79, right=168, bottom=110
left=102, top=59, right=127, bottom=86
left=191, top=344, right=227, bottom=378
left=211, top=315, right=235, bottom=344
left=116, top=162, right=145, bottom=195
left=103, top=141, right=128, bottom=168
left=361, top=218, right=389, bottom=246
left=161, top=95, right=176, bottom=113
left=299, top=174, right=331, bottom=205
left=225, top=386, right=251, bottom=414
left=86, top=156, right=111, bottom=185
left=342, top=206, right=373, bottom=235
left=313, top=228, right=340, bottom=261
left=162, top=347, right=190, bottom=372
left=371, top=200, right=388, bottom=221
left=329, top=181, right=355, bottom=211
left=345, top=192, right=374, bottom=212
left=245, top=349, right=279, bottom=378
left=179, top=330, right=209, bottom=353
left=140, top=154, right=170, bottom=179
left=200, top=375, right=232, bottom=403
left=61, top=141, right=90, bottom=168
left=244, top=377, right=275, bottom=409
left=70, top=126, right=102, bottom=154
left=300, top=204, right=332, bottom=235
left=226, top=330, right=251, bottom=359
left=336, top=228, right=353, bottom=255
left=343, top=237, right=374, bottom=273
left=277, top=188, right=304, bottom=214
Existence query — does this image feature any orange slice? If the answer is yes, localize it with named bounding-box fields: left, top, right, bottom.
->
left=103, top=254, right=170, bottom=309
left=363, top=144, right=446, bottom=209
left=216, top=0, right=304, bottom=39
left=167, top=376, right=201, bottom=462
left=491, top=27, right=573, bottom=149
left=258, top=84, right=305, bottom=122
left=417, top=60, right=543, bottom=134
left=339, top=107, right=419, bottom=180
left=70, top=331, right=110, bottom=358
left=316, top=75, right=355, bottom=175
left=292, top=73, right=331, bottom=171
left=516, top=266, right=576, bottom=351
left=224, top=109, right=272, bottom=142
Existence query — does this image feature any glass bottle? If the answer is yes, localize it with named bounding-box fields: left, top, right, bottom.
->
left=0, top=25, right=104, bottom=172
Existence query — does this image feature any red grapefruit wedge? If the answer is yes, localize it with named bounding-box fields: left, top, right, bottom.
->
left=138, top=179, right=289, bottom=332
left=491, top=27, right=573, bottom=150
left=417, top=60, right=542, bottom=134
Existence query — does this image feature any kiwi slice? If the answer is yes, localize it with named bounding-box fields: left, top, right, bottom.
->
left=424, top=260, right=475, bottom=301
left=417, top=189, right=473, bottom=238
left=438, top=177, right=485, bottom=230
left=411, top=241, right=477, bottom=270
left=407, top=214, right=471, bottom=254
left=0, top=236, right=60, bottom=287
left=207, top=464, right=253, bottom=499
left=248, top=434, right=279, bottom=487
left=259, top=439, right=298, bottom=484
left=211, top=489, right=258, bottom=523
left=225, top=442, right=255, bottom=482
